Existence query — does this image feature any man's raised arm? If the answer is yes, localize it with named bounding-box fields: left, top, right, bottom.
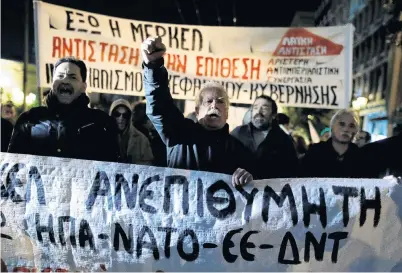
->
left=142, top=37, right=189, bottom=147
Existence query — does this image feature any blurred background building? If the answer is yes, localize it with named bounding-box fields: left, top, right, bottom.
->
left=290, top=11, right=315, bottom=26
left=315, top=0, right=402, bottom=139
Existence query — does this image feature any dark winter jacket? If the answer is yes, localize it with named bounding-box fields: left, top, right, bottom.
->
left=357, top=134, right=402, bottom=178
left=7, top=92, right=119, bottom=162
left=143, top=59, right=256, bottom=176
left=231, top=122, right=299, bottom=178
left=299, top=138, right=360, bottom=178
left=1, top=118, right=13, bottom=152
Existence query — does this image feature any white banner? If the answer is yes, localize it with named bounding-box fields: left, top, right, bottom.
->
left=1, top=152, right=402, bottom=272
left=34, top=1, right=354, bottom=108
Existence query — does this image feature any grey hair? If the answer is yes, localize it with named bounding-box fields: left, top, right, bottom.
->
left=330, top=109, right=360, bottom=130
left=195, top=81, right=229, bottom=109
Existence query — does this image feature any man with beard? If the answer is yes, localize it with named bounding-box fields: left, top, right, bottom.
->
left=142, top=37, right=255, bottom=186
left=231, top=95, right=298, bottom=178
left=299, top=109, right=360, bottom=177
left=109, top=99, right=154, bottom=165
left=8, top=57, right=119, bottom=162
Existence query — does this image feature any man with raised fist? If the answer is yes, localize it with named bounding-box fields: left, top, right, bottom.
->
left=141, top=37, right=255, bottom=186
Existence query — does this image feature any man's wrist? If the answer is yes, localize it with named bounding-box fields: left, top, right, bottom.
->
left=143, top=58, right=164, bottom=69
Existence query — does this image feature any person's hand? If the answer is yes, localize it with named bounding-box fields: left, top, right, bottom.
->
left=141, top=36, right=166, bottom=64
left=383, top=175, right=402, bottom=184
left=232, top=168, right=253, bottom=187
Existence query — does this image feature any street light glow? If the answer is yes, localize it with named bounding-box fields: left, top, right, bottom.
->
left=352, top=96, right=368, bottom=110
left=26, top=93, right=37, bottom=105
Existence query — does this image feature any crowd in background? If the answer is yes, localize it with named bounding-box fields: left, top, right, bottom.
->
left=1, top=37, right=401, bottom=184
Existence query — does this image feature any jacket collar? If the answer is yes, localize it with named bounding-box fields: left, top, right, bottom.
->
left=325, top=138, right=359, bottom=155
left=45, top=91, right=90, bottom=115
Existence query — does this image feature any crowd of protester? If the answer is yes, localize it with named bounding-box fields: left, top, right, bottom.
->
left=1, top=37, right=401, bottom=185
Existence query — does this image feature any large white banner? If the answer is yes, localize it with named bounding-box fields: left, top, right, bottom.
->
left=1, top=152, right=402, bottom=272
left=34, top=1, right=353, bottom=108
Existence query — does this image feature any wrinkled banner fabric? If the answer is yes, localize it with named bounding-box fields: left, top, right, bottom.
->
left=1, top=152, right=402, bottom=271
left=34, top=1, right=353, bottom=108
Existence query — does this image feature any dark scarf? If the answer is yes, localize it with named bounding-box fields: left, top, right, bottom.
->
left=45, top=90, right=90, bottom=116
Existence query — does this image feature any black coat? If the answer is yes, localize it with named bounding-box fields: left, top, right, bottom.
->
left=231, top=122, right=299, bottom=178
left=8, top=93, right=119, bottom=162
left=299, top=139, right=361, bottom=178
left=358, top=134, right=402, bottom=178
left=1, top=118, right=13, bottom=152
left=143, top=59, right=256, bottom=176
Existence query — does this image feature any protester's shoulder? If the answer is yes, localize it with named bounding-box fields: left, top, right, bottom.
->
left=274, top=125, right=294, bottom=143
left=16, top=106, right=49, bottom=122
left=229, top=133, right=250, bottom=152
left=131, top=126, right=149, bottom=140
left=349, top=142, right=359, bottom=151
left=231, top=124, right=248, bottom=137
left=85, top=108, right=115, bottom=124
left=1, top=118, right=13, bottom=129
left=306, top=141, right=328, bottom=154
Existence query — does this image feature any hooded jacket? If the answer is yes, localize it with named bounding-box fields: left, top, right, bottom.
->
left=109, top=99, right=154, bottom=165
left=8, top=91, right=119, bottom=162
left=143, top=59, right=256, bottom=176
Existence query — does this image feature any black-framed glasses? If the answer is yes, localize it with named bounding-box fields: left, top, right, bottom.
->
left=112, top=111, right=131, bottom=119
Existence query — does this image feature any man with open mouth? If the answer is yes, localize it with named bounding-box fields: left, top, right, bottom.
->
left=8, top=57, right=120, bottom=162
left=142, top=37, right=255, bottom=186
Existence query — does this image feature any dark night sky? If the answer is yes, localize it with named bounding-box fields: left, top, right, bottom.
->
left=1, top=0, right=321, bottom=63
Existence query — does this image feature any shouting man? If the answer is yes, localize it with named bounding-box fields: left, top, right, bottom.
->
left=231, top=95, right=298, bottom=178
left=141, top=37, right=255, bottom=186
left=8, top=57, right=119, bottom=162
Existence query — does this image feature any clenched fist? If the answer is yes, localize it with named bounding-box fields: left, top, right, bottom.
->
left=141, top=36, right=166, bottom=64
left=232, top=168, right=253, bottom=187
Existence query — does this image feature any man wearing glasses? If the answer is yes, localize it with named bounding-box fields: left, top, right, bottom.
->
left=141, top=37, right=255, bottom=187
left=109, top=99, right=154, bottom=165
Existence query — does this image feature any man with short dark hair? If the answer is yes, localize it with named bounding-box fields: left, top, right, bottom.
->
left=8, top=57, right=119, bottom=162
left=231, top=95, right=298, bottom=178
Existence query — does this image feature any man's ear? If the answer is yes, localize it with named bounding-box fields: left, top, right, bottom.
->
left=82, top=82, right=87, bottom=93
left=195, top=106, right=199, bottom=116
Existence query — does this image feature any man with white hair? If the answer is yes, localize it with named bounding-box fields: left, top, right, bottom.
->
left=299, top=109, right=360, bottom=177
left=141, top=37, right=255, bottom=186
